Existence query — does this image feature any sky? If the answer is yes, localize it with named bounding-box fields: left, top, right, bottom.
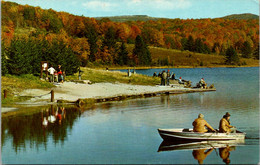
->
left=5, top=0, right=260, bottom=19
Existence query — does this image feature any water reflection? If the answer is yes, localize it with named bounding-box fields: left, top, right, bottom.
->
left=158, top=140, right=244, bottom=164
left=1, top=105, right=83, bottom=153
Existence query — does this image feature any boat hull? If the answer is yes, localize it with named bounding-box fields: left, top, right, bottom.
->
left=158, top=128, right=246, bottom=141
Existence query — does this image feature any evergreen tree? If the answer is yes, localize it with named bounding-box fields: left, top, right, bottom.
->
left=194, top=38, right=203, bottom=53
left=225, top=46, right=240, bottom=65
left=133, top=35, right=151, bottom=66
left=187, top=35, right=195, bottom=51
left=253, top=46, right=259, bottom=59
left=85, top=25, right=98, bottom=62
left=117, top=42, right=129, bottom=66
left=181, top=37, right=188, bottom=51
left=102, top=27, right=116, bottom=50
left=241, top=41, right=252, bottom=58
left=1, top=41, right=8, bottom=76
left=6, top=38, right=33, bottom=75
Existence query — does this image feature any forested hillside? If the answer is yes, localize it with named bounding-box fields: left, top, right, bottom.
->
left=1, top=1, right=259, bottom=75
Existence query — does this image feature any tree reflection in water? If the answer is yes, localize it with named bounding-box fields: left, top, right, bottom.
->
left=1, top=105, right=83, bottom=153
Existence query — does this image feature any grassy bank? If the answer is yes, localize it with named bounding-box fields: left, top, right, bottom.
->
left=1, top=74, right=54, bottom=105
left=1, top=69, right=161, bottom=105
left=66, top=68, right=160, bottom=85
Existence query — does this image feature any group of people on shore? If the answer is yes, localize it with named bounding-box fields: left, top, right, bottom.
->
left=153, top=70, right=177, bottom=86
left=192, top=112, right=236, bottom=133
left=153, top=70, right=191, bottom=86
left=47, top=64, right=65, bottom=83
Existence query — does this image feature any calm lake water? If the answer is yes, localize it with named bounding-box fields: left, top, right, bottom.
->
left=1, top=67, right=259, bottom=164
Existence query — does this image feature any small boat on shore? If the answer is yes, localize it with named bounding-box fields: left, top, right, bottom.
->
left=158, top=128, right=246, bottom=141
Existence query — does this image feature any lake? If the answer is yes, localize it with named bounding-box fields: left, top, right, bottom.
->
left=1, top=67, right=259, bottom=164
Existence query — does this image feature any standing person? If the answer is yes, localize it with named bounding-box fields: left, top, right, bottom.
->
left=192, top=113, right=216, bottom=133
left=219, top=112, right=236, bottom=133
left=57, top=65, right=62, bottom=72
left=47, top=65, right=56, bottom=82
left=58, top=70, right=64, bottom=83
left=54, top=71, right=58, bottom=83
left=162, top=70, right=167, bottom=86
left=166, top=70, right=171, bottom=85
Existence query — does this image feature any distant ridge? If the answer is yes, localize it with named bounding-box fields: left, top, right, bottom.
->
left=95, top=13, right=259, bottom=22
left=95, top=15, right=168, bottom=22
left=220, top=13, right=259, bottom=20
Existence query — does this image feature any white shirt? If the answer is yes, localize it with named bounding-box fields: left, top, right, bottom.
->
left=48, top=67, right=56, bottom=75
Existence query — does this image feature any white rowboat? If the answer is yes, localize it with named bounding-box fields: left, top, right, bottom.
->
left=158, top=128, right=246, bottom=141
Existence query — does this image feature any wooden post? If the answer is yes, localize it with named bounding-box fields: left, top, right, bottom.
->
left=51, top=90, right=54, bottom=102
left=4, top=90, right=7, bottom=99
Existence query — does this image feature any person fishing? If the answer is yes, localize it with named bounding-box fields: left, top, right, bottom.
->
left=219, top=112, right=236, bottom=133
left=192, top=113, right=216, bottom=133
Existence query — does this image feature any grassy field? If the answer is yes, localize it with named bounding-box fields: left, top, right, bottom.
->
left=124, top=44, right=259, bottom=68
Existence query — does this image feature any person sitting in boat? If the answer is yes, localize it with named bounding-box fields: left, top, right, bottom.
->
left=199, top=78, right=207, bottom=89
left=178, top=77, right=185, bottom=84
left=219, top=112, right=236, bottom=133
left=192, top=113, right=216, bottom=133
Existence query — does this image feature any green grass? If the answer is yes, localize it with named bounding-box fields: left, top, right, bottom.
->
left=1, top=74, right=54, bottom=105
left=125, top=44, right=259, bottom=68
left=66, top=68, right=161, bottom=86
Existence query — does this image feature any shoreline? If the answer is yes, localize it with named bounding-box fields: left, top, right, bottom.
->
left=2, top=81, right=216, bottom=112
left=95, top=65, right=259, bottom=70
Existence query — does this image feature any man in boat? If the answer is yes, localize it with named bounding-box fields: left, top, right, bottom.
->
left=219, top=112, right=236, bottom=133
left=192, top=113, right=216, bottom=133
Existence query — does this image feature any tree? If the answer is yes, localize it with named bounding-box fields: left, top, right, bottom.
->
left=253, top=45, right=259, bottom=59
left=241, top=41, right=252, bottom=58
left=6, top=38, right=33, bottom=75
left=117, top=42, right=129, bottom=66
left=225, top=46, right=239, bottom=65
left=85, top=25, right=98, bottom=62
left=102, top=27, right=116, bottom=50
left=186, top=35, right=195, bottom=51
left=133, top=35, right=151, bottom=66
left=1, top=41, right=9, bottom=75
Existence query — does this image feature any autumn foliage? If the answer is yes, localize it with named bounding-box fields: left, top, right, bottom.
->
left=1, top=1, right=259, bottom=72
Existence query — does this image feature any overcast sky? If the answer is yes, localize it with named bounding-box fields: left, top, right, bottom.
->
left=6, top=0, right=260, bottom=19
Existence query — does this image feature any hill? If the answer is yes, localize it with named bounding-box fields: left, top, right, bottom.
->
left=221, top=13, right=259, bottom=20
left=95, top=15, right=168, bottom=22
left=1, top=1, right=259, bottom=72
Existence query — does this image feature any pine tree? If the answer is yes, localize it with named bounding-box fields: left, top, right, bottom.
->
left=225, top=46, right=239, bottom=65
left=133, top=35, right=151, bottom=66
left=85, top=25, right=98, bottom=62
left=6, top=38, right=33, bottom=75
left=241, top=41, right=252, bottom=58
left=187, top=35, right=194, bottom=51
left=1, top=41, right=8, bottom=75
left=117, top=42, right=129, bottom=66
